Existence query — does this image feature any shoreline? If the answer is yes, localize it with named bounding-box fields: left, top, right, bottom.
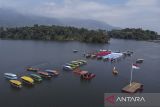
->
left=148, top=40, right=160, bottom=43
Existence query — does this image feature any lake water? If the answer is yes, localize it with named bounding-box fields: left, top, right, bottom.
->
left=0, top=39, right=160, bottom=107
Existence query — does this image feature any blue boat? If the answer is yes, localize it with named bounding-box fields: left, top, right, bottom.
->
left=4, top=73, right=18, bottom=80
left=63, top=65, right=73, bottom=71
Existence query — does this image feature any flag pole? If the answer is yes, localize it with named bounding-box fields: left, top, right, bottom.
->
left=130, top=65, right=133, bottom=86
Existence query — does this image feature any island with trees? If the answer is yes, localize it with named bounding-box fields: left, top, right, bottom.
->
left=0, top=25, right=159, bottom=43
left=108, top=28, right=159, bottom=40
left=0, top=24, right=109, bottom=43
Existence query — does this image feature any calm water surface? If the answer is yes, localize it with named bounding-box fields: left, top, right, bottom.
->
left=0, top=39, right=160, bottom=107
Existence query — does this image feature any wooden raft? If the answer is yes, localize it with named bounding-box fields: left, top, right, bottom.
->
left=122, top=82, right=143, bottom=93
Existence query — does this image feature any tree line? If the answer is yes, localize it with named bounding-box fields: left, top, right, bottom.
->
left=0, top=24, right=109, bottom=43
left=0, top=25, right=159, bottom=43
left=108, top=28, right=159, bottom=40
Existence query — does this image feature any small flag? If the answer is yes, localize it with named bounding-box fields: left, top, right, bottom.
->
left=132, top=64, right=140, bottom=69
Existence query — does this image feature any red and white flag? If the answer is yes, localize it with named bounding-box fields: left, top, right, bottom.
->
left=132, top=64, right=140, bottom=69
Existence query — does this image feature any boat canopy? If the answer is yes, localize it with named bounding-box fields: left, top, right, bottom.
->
left=38, top=71, right=50, bottom=75
left=30, top=74, right=41, bottom=78
left=45, top=69, right=57, bottom=73
left=103, top=52, right=123, bottom=59
left=10, top=80, right=22, bottom=85
left=96, top=51, right=111, bottom=57
left=4, top=73, right=17, bottom=77
left=64, top=65, right=72, bottom=69
left=21, top=76, right=34, bottom=83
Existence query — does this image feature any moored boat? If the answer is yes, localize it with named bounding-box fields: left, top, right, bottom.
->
left=100, top=49, right=107, bottom=52
left=71, top=61, right=82, bottom=65
left=73, top=69, right=88, bottom=75
left=136, top=59, right=144, bottom=63
left=37, top=71, right=52, bottom=79
left=66, top=63, right=79, bottom=67
left=80, top=73, right=96, bottom=80
left=91, top=54, right=96, bottom=58
left=29, top=74, right=42, bottom=82
left=73, top=50, right=78, bottom=53
left=85, top=54, right=91, bottom=58
left=4, top=73, right=18, bottom=80
left=126, top=51, right=132, bottom=56
left=97, top=56, right=102, bottom=60
left=63, top=65, right=73, bottom=71
left=9, top=80, right=22, bottom=88
left=112, top=67, right=118, bottom=75
left=26, top=67, right=39, bottom=72
left=45, top=69, right=59, bottom=76
left=78, top=60, right=87, bottom=64
left=21, top=76, right=34, bottom=85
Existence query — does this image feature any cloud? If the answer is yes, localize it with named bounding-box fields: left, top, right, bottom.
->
left=0, top=0, right=160, bottom=33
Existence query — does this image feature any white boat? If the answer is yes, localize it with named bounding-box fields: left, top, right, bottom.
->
left=63, top=65, right=73, bottom=71
left=100, top=49, right=107, bottom=52
left=136, top=59, right=144, bottom=63
left=4, top=73, right=18, bottom=80
left=73, top=50, right=78, bottom=53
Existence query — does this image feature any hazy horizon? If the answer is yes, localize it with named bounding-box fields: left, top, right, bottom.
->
left=0, top=0, right=160, bottom=33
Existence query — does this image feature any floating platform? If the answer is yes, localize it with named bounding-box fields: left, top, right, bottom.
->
left=122, top=82, right=143, bottom=93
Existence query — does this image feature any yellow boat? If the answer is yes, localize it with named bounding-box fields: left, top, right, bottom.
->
left=21, top=76, right=34, bottom=85
left=9, top=80, right=22, bottom=88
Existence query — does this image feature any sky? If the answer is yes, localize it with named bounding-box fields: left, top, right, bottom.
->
left=0, top=0, right=160, bottom=33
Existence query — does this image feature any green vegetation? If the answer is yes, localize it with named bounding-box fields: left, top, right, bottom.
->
left=0, top=26, right=159, bottom=43
left=0, top=24, right=109, bottom=43
left=108, top=28, right=159, bottom=40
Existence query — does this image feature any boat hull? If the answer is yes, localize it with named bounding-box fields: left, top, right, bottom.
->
left=10, top=82, right=22, bottom=88
left=80, top=74, right=96, bottom=80
left=37, top=72, right=52, bottom=79
left=21, top=79, right=34, bottom=86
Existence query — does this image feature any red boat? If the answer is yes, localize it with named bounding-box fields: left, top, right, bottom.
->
left=96, top=51, right=111, bottom=57
left=37, top=71, right=52, bottom=79
left=73, top=69, right=88, bottom=75
left=80, top=73, right=96, bottom=80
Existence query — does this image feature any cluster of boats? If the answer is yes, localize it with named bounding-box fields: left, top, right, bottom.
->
left=63, top=60, right=87, bottom=71
left=84, top=49, right=133, bottom=62
left=4, top=68, right=59, bottom=88
left=4, top=52, right=144, bottom=90
left=63, top=60, right=96, bottom=80
left=73, top=68, right=96, bottom=80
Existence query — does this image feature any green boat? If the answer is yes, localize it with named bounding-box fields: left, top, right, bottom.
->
left=66, top=63, right=78, bottom=67
left=72, top=63, right=80, bottom=66
left=73, top=60, right=87, bottom=65
left=70, top=66, right=77, bottom=69
left=79, top=60, right=87, bottom=64
left=74, top=61, right=83, bottom=65
left=70, top=62, right=80, bottom=66
left=71, top=61, right=79, bottom=63
left=30, top=74, right=42, bottom=82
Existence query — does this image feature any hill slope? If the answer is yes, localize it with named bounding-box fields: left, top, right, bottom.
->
left=0, top=8, right=118, bottom=30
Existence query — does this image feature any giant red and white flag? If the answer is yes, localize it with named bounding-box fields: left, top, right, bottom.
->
left=132, top=64, right=140, bottom=69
